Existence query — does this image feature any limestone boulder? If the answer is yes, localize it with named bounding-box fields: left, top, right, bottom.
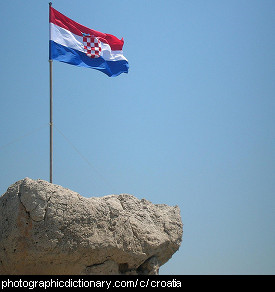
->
left=0, top=178, right=183, bottom=275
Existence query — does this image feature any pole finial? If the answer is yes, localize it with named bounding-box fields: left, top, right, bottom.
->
left=49, top=2, right=52, bottom=7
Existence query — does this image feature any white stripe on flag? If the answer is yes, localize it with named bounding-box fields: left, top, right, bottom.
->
left=50, top=23, right=84, bottom=52
left=50, top=23, right=128, bottom=62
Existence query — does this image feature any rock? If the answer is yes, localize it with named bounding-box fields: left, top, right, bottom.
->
left=0, top=178, right=183, bottom=275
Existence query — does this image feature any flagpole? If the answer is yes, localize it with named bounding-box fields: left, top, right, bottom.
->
left=49, top=59, right=53, bottom=183
left=49, top=2, right=53, bottom=183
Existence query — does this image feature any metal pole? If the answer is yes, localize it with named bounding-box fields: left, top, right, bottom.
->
left=49, top=2, right=53, bottom=183
left=49, top=59, right=53, bottom=183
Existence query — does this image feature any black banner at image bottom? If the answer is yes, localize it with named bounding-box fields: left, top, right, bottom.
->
left=0, top=275, right=271, bottom=290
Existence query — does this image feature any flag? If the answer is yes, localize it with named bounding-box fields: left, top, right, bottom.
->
left=49, top=7, right=129, bottom=77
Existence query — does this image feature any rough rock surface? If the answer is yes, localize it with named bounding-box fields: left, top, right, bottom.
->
left=0, top=178, right=183, bottom=275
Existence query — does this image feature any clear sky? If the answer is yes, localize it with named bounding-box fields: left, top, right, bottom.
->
left=0, top=0, right=274, bottom=275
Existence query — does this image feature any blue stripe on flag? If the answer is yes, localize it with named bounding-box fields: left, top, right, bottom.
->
left=49, top=41, right=129, bottom=77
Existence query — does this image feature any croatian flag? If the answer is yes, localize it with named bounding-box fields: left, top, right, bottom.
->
left=49, top=7, right=129, bottom=77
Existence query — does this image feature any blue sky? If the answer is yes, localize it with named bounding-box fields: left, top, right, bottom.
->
left=0, top=0, right=274, bottom=274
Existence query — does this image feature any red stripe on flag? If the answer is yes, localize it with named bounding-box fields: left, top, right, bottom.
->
left=50, top=7, right=124, bottom=51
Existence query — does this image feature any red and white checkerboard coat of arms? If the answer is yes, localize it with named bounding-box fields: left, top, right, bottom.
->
left=82, top=35, right=102, bottom=58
